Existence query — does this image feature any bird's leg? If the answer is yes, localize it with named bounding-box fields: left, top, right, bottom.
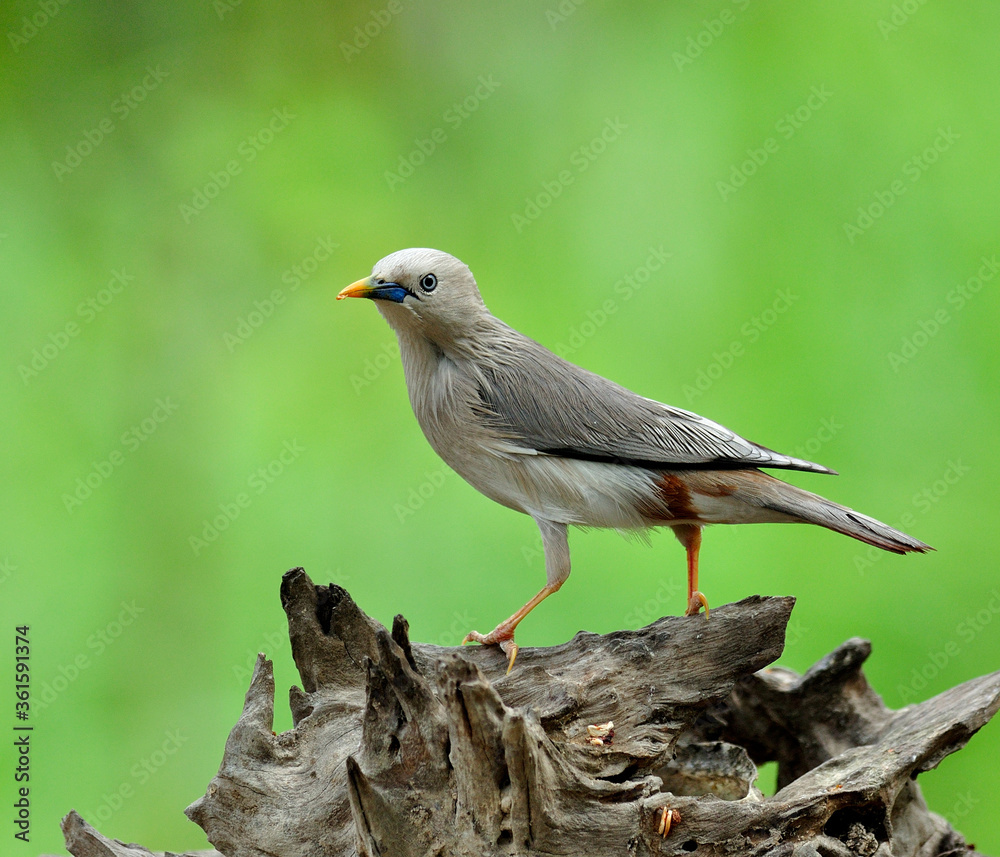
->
left=673, top=523, right=709, bottom=617
left=462, top=583, right=561, bottom=669
left=463, top=519, right=569, bottom=673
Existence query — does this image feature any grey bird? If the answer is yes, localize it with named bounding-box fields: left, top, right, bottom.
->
left=338, top=248, right=931, bottom=670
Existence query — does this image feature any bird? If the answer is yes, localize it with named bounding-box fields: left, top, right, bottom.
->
left=337, top=248, right=931, bottom=671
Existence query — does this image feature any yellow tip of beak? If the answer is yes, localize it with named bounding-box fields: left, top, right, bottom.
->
left=337, top=277, right=371, bottom=300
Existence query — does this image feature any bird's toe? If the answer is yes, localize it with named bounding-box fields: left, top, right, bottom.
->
left=685, top=591, right=710, bottom=618
left=498, top=637, right=519, bottom=673
left=462, top=625, right=519, bottom=673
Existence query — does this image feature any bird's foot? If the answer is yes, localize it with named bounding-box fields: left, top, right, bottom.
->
left=685, top=590, right=710, bottom=618
left=462, top=626, right=519, bottom=674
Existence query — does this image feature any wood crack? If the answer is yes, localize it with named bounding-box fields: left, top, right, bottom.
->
left=59, top=567, right=998, bottom=857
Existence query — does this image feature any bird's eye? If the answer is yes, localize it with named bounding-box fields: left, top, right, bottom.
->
left=419, top=273, right=438, bottom=292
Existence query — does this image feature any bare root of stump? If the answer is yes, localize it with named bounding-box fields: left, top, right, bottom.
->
left=62, top=567, right=999, bottom=857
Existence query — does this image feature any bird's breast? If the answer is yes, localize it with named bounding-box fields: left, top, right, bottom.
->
left=399, top=342, right=706, bottom=528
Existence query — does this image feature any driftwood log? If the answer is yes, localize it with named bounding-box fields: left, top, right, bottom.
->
left=61, top=567, right=998, bottom=857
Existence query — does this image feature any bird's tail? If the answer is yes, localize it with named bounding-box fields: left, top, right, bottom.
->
left=755, top=475, right=932, bottom=554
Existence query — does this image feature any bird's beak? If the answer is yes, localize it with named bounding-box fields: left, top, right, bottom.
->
left=338, top=276, right=412, bottom=303
left=337, top=277, right=373, bottom=300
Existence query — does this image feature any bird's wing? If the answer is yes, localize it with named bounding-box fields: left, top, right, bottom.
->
left=471, top=331, right=835, bottom=474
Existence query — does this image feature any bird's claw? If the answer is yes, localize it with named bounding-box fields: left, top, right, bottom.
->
left=685, top=590, right=710, bottom=618
left=462, top=628, right=519, bottom=674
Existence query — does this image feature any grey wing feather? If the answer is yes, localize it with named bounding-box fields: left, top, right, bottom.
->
left=472, top=329, right=835, bottom=475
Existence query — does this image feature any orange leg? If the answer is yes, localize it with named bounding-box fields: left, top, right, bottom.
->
left=463, top=519, right=570, bottom=673
left=673, top=524, right=709, bottom=617
left=462, top=581, right=562, bottom=673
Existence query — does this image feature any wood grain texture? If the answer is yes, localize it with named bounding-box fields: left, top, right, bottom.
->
left=61, top=568, right=998, bottom=857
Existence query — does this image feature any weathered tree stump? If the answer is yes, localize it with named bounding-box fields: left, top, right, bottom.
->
left=62, top=567, right=999, bottom=857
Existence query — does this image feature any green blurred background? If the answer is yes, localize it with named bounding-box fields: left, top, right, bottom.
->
left=2, top=2, right=999, bottom=853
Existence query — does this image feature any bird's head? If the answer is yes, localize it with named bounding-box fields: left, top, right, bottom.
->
left=338, top=248, right=488, bottom=346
